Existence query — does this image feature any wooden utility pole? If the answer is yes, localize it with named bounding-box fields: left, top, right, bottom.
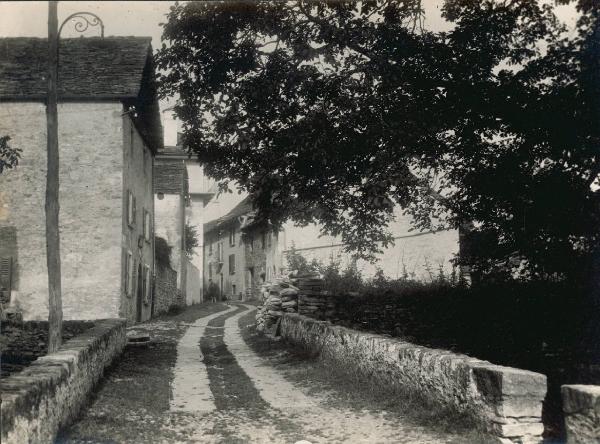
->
left=46, top=0, right=62, bottom=352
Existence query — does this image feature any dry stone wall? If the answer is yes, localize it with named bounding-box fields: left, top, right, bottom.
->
left=280, top=313, right=547, bottom=444
left=1, top=319, right=126, bottom=444
left=561, top=384, right=600, bottom=443
left=153, top=264, right=181, bottom=315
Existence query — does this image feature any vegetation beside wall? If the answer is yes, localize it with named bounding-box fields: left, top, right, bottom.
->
left=286, top=248, right=599, bottom=439
left=155, top=236, right=172, bottom=269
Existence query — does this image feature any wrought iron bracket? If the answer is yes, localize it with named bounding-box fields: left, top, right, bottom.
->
left=58, top=12, right=104, bottom=38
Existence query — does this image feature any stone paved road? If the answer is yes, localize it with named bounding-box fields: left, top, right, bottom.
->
left=59, top=303, right=475, bottom=444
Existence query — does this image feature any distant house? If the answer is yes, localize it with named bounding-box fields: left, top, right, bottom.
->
left=0, top=37, right=162, bottom=322
left=154, top=144, right=214, bottom=308
left=203, top=197, right=280, bottom=300
left=154, top=148, right=189, bottom=299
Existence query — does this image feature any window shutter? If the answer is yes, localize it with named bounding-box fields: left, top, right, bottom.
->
left=229, top=254, right=235, bottom=274
left=133, top=196, right=137, bottom=224
left=0, top=257, right=12, bottom=304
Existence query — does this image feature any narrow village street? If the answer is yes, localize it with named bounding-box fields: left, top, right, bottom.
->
left=58, top=303, right=478, bottom=444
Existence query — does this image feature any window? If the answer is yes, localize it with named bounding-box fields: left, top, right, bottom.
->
left=125, top=251, right=133, bottom=297
left=217, top=242, right=223, bottom=262
left=229, top=227, right=236, bottom=246
left=209, top=241, right=213, bottom=255
left=232, top=284, right=236, bottom=296
left=143, top=209, right=151, bottom=241
left=143, top=265, right=151, bottom=305
left=127, top=191, right=136, bottom=227
left=229, top=254, right=235, bottom=275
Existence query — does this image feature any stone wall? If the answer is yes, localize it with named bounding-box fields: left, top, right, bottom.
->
left=562, top=384, right=600, bottom=443
left=280, top=313, right=547, bottom=443
left=1, top=320, right=94, bottom=378
left=1, top=318, right=126, bottom=444
left=153, top=264, right=180, bottom=315
left=154, top=193, right=184, bottom=289
left=0, top=102, right=123, bottom=321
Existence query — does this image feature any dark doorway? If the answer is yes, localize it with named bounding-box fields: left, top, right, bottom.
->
left=136, top=263, right=143, bottom=322
left=220, top=274, right=224, bottom=300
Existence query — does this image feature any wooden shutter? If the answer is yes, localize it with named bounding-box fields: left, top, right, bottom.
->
left=229, top=254, right=235, bottom=274
left=0, top=257, right=12, bottom=304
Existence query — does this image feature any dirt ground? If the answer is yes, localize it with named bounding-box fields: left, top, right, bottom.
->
left=58, top=303, right=486, bottom=444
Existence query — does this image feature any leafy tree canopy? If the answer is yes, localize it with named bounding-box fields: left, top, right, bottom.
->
left=157, top=0, right=600, bottom=280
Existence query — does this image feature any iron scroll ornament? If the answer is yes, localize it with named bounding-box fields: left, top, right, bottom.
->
left=58, top=12, right=104, bottom=38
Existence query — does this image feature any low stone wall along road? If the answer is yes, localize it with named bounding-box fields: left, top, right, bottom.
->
left=60, top=303, right=481, bottom=443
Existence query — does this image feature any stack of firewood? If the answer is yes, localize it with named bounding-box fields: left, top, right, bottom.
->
left=291, top=275, right=331, bottom=319
left=255, top=280, right=299, bottom=333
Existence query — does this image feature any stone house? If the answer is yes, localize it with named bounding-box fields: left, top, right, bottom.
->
left=0, top=37, right=162, bottom=323
left=203, top=197, right=279, bottom=300
left=154, top=143, right=214, bottom=307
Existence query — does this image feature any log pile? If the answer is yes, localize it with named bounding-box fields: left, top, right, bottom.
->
left=255, top=274, right=332, bottom=334
left=293, top=276, right=333, bottom=320
left=255, top=280, right=299, bottom=334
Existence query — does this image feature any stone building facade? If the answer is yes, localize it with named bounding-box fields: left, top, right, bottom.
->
left=203, top=197, right=279, bottom=300
left=0, top=37, right=162, bottom=322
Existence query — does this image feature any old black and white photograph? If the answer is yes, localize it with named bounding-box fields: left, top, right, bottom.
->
left=0, top=1, right=599, bottom=443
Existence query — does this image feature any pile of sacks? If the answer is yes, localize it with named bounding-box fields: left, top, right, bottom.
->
left=256, top=280, right=299, bottom=334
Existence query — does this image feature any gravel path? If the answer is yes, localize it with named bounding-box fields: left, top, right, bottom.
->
left=60, top=303, right=473, bottom=444
left=171, top=305, right=236, bottom=413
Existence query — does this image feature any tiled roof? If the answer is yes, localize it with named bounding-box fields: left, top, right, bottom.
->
left=155, top=160, right=189, bottom=195
left=204, top=197, right=254, bottom=234
left=157, top=145, right=188, bottom=158
left=0, top=37, right=151, bottom=99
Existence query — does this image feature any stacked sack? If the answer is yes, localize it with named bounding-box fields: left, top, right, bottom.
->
left=255, top=280, right=299, bottom=334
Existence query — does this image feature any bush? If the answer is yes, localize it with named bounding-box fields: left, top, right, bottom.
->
left=185, top=223, right=199, bottom=258
left=327, top=280, right=595, bottom=439
left=155, top=237, right=172, bottom=268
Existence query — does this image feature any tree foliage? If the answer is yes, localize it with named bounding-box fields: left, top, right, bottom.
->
left=185, top=223, right=200, bottom=258
left=155, top=236, right=173, bottom=268
left=157, top=0, right=600, bottom=281
left=0, top=136, right=21, bottom=174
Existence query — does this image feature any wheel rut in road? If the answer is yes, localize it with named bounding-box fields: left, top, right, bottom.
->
left=199, top=305, right=270, bottom=412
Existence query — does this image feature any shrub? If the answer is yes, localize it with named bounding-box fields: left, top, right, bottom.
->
left=155, top=236, right=172, bottom=268
left=185, top=223, right=199, bottom=258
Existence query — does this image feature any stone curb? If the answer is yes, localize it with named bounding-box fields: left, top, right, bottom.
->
left=280, top=313, right=546, bottom=444
left=1, top=318, right=127, bottom=444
